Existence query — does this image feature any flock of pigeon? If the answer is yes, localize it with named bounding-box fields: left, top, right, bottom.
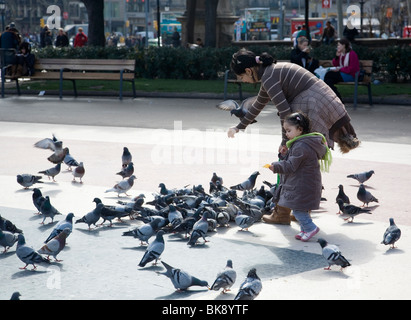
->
left=2, top=133, right=402, bottom=300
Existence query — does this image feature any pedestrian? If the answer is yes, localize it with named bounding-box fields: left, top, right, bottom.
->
left=44, top=29, right=53, bottom=47
left=228, top=49, right=359, bottom=224
left=291, top=25, right=302, bottom=47
left=0, top=25, right=19, bottom=66
left=290, top=37, right=319, bottom=74
left=74, top=27, right=88, bottom=47
left=9, top=41, right=35, bottom=79
left=324, top=38, right=360, bottom=101
left=343, top=25, right=359, bottom=42
left=39, top=25, right=49, bottom=48
left=321, top=21, right=335, bottom=45
left=172, top=27, right=180, bottom=47
left=55, top=28, right=69, bottom=47
left=268, top=112, right=331, bottom=241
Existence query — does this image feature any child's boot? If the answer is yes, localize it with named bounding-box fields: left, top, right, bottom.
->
left=262, top=205, right=291, bottom=225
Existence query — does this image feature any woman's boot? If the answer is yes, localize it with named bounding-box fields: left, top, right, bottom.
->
left=262, top=205, right=291, bottom=225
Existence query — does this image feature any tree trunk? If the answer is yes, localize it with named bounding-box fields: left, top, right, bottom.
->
left=81, top=0, right=106, bottom=47
left=204, top=0, right=219, bottom=47
left=186, top=0, right=197, bottom=44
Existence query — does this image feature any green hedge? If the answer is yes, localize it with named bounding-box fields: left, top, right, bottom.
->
left=34, top=44, right=411, bottom=82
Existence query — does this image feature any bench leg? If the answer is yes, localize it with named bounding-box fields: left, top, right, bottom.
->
left=1, top=67, right=5, bottom=98
left=131, top=79, right=136, bottom=98
left=59, top=69, right=63, bottom=99
left=237, top=82, right=243, bottom=100
left=72, top=80, right=78, bottom=97
left=119, top=70, right=124, bottom=100
left=223, top=70, right=229, bottom=100
left=16, top=79, right=21, bottom=96
left=367, top=84, right=373, bottom=106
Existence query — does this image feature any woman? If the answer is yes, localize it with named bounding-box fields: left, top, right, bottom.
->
left=324, top=38, right=360, bottom=100
left=227, top=49, right=359, bottom=224
left=290, top=37, right=319, bottom=74
left=55, top=28, right=69, bottom=47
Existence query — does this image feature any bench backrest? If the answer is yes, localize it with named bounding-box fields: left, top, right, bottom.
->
left=34, top=58, right=136, bottom=72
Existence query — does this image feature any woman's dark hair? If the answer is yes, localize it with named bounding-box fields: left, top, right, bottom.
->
left=230, top=49, right=275, bottom=75
left=339, top=38, right=352, bottom=52
left=19, top=42, right=31, bottom=54
left=284, top=111, right=311, bottom=135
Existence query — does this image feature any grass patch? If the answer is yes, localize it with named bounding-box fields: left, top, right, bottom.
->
left=17, top=78, right=410, bottom=98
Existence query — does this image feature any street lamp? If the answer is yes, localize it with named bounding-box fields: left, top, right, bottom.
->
left=0, top=0, right=6, bottom=32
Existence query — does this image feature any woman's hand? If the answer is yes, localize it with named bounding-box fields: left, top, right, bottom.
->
left=278, top=144, right=288, bottom=156
left=227, top=127, right=239, bottom=138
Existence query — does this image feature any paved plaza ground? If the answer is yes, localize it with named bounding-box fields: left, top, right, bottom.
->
left=0, top=95, right=411, bottom=301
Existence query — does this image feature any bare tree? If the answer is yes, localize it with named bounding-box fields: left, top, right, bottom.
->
left=204, top=0, right=219, bottom=47
left=81, top=0, right=106, bottom=47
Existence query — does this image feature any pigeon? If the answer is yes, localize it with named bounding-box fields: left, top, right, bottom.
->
left=317, top=238, right=351, bottom=271
left=0, top=229, right=19, bottom=253
left=72, top=162, right=85, bottom=183
left=0, top=214, right=22, bottom=234
left=105, top=175, right=137, bottom=197
left=10, top=292, right=21, bottom=300
left=187, top=211, right=209, bottom=246
left=16, top=234, right=50, bottom=270
left=167, top=204, right=184, bottom=228
left=63, top=148, right=79, bottom=170
left=216, top=96, right=257, bottom=123
left=122, top=218, right=162, bottom=245
left=116, top=162, right=134, bottom=179
left=230, top=171, right=260, bottom=191
left=38, top=163, right=61, bottom=182
left=347, top=170, right=375, bottom=184
left=160, top=261, right=209, bottom=291
left=47, top=147, right=68, bottom=164
left=357, top=184, right=378, bottom=207
left=210, top=172, right=224, bottom=192
left=158, top=183, right=175, bottom=196
left=44, top=213, right=74, bottom=243
left=216, top=211, right=230, bottom=227
left=39, top=196, right=62, bottom=224
left=138, top=230, right=165, bottom=267
left=122, top=147, right=132, bottom=168
left=38, top=228, right=70, bottom=262
left=32, top=188, right=45, bottom=214
left=336, top=199, right=371, bottom=222
left=93, top=198, right=123, bottom=227
left=75, top=203, right=103, bottom=230
left=170, top=207, right=202, bottom=238
left=16, top=174, right=43, bottom=189
left=234, top=268, right=262, bottom=300
left=210, top=259, right=237, bottom=294
left=34, top=134, right=62, bottom=152
left=381, top=218, right=401, bottom=249
left=336, top=184, right=350, bottom=205
left=235, top=211, right=255, bottom=231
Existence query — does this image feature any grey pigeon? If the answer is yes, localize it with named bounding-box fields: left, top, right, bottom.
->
left=38, top=228, right=70, bottom=262
left=0, top=214, right=22, bottom=234
left=48, top=147, right=68, bottom=164
left=210, top=259, right=237, bottom=294
left=34, top=134, right=62, bottom=152
left=38, top=163, right=61, bottom=182
left=167, top=204, right=183, bottom=228
left=317, top=238, right=351, bottom=271
left=63, top=148, right=79, bottom=170
left=336, top=184, right=350, bottom=205
left=230, top=171, right=260, bottom=191
left=347, top=170, right=375, bottom=184
left=105, top=175, right=137, bottom=197
left=357, top=184, right=378, bottom=207
left=381, top=218, right=401, bottom=249
left=235, top=211, right=255, bottom=231
left=16, top=234, right=50, bottom=270
left=216, top=211, right=230, bottom=227
left=0, top=229, right=19, bottom=253
left=122, top=147, right=132, bottom=168
left=216, top=96, right=258, bottom=124
left=72, top=162, right=85, bottom=183
left=17, top=174, right=43, bottom=189
left=32, top=188, right=45, bottom=214
left=116, top=162, right=134, bottom=179
left=336, top=199, right=371, bottom=222
left=160, top=261, right=209, bottom=291
left=122, top=218, right=162, bottom=245
left=44, top=213, right=74, bottom=243
left=138, top=230, right=165, bottom=267
left=75, top=203, right=104, bottom=230
left=187, top=211, right=209, bottom=246
left=158, top=183, right=175, bottom=196
left=39, top=196, right=62, bottom=224
left=10, top=292, right=21, bottom=300
left=234, top=268, right=262, bottom=300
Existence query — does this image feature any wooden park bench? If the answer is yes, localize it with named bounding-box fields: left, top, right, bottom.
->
left=1, top=57, right=136, bottom=100
left=223, top=59, right=373, bottom=109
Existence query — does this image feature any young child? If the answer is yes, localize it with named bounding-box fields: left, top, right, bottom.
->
left=269, top=112, right=332, bottom=242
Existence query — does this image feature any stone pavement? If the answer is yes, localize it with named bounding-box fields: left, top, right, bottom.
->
left=0, top=96, right=410, bottom=300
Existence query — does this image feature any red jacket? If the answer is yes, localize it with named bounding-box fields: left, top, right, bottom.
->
left=74, top=32, right=88, bottom=47
left=332, top=50, right=360, bottom=78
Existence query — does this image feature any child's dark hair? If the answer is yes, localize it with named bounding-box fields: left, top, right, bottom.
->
left=231, top=49, right=276, bottom=75
left=284, top=112, right=311, bottom=134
